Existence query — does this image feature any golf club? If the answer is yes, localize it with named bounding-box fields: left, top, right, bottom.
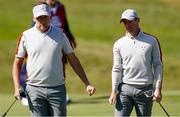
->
left=2, top=90, right=26, bottom=117
left=159, top=102, right=170, bottom=117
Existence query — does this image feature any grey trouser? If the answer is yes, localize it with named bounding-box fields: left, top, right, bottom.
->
left=26, top=84, right=67, bottom=117
left=115, top=83, right=153, bottom=117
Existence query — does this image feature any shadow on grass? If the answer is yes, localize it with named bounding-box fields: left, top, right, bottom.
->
left=68, top=95, right=109, bottom=105
left=91, top=95, right=109, bottom=100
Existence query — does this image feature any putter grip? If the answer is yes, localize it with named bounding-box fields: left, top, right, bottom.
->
left=19, top=90, right=26, bottom=98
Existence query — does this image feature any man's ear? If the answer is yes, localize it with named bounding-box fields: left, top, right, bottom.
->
left=33, top=17, right=36, bottom=22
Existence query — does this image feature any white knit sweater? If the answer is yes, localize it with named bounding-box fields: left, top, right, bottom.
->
left=112, top=30, right=163, bottom=91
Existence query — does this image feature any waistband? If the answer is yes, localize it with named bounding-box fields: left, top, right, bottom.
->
left=123, top=83, right=153, bottom=89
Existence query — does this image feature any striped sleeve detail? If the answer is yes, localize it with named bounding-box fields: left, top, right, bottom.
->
left=143, top=32, right=163, bottom=63
left=144, top=32, right=163, bottom=89
left=155, top=38, right=163, bottom=63
left=15, top=32, right=27, bottom=58
left=15, top=33, right=23, bottom=55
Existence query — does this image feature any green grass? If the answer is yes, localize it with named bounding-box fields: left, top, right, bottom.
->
left=1, top=40, right=180, bottom=94
left=0, top=0, right=180, bottom=116
left=0, top=92, right=180, bottom=116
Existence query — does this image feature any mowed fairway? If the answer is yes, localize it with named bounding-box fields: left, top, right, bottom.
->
left=1, top=91, right=180, bottom=116
left=0, top=0, right=180, bottom=116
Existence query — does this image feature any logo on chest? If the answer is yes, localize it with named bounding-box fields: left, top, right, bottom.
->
left=141, top=46, right=147, bottom=51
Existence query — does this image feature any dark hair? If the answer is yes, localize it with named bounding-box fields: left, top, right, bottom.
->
left=33, top=0, right=48, bottom=6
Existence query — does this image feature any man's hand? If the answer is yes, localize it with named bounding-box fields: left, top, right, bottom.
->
left=86, top=85, right=96, bottom=96
left=153, top=88, right=162, bottom=102
left=14, top=89, right=22, bottom=100
left=108, top=91, right=117, bottom=105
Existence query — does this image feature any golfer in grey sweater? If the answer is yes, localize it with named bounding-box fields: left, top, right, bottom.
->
left=109, top=9, right=163, bottom=116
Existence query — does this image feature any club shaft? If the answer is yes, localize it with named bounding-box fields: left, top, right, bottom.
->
left=2, top=99, right=17, bottom=117
left=159, top=102, right=170, bottom=117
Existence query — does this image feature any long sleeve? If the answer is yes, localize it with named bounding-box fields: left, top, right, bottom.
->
left=152, top=38, right=163, bottom=89
left=112, top=42, right=123, bottom=91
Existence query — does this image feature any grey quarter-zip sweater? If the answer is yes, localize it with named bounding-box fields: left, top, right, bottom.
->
left=112, top=30, right=163, bottom=91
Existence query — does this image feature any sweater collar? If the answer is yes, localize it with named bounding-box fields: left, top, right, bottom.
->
left=34, top=24, right=52, bottom=36
left=126, top=29, right=143, bottom=39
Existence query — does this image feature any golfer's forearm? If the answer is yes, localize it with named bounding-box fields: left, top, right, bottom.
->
left=112, top=73, right=121, bottom=91
left=71, top=61, right=90, bottom=86
left=12, top=58, right=23, bottom=91
left=112, top=64, right=122, bottom=91
left=111, top=90, right=118, bottom=96
left=156, top=80, right=162, bottom=90
left=68, top=54, right=90, bottom=86
left=154, top=64, right=163, bottom=89
left=12, top=69, right=21, bottom=91
left=13, top=77, right=20, bottom=91
left=112, top=46, right=122, bottom=91
left=153, top=38, right=163, bottom=89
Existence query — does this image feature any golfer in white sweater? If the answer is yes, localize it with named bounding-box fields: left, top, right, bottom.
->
left=109, top=9, right=163, bottom=116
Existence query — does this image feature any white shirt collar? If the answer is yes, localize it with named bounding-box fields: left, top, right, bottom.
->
left=34, top=24, right=52, bottom=35
left=126, top=29, right=143, bottom=39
